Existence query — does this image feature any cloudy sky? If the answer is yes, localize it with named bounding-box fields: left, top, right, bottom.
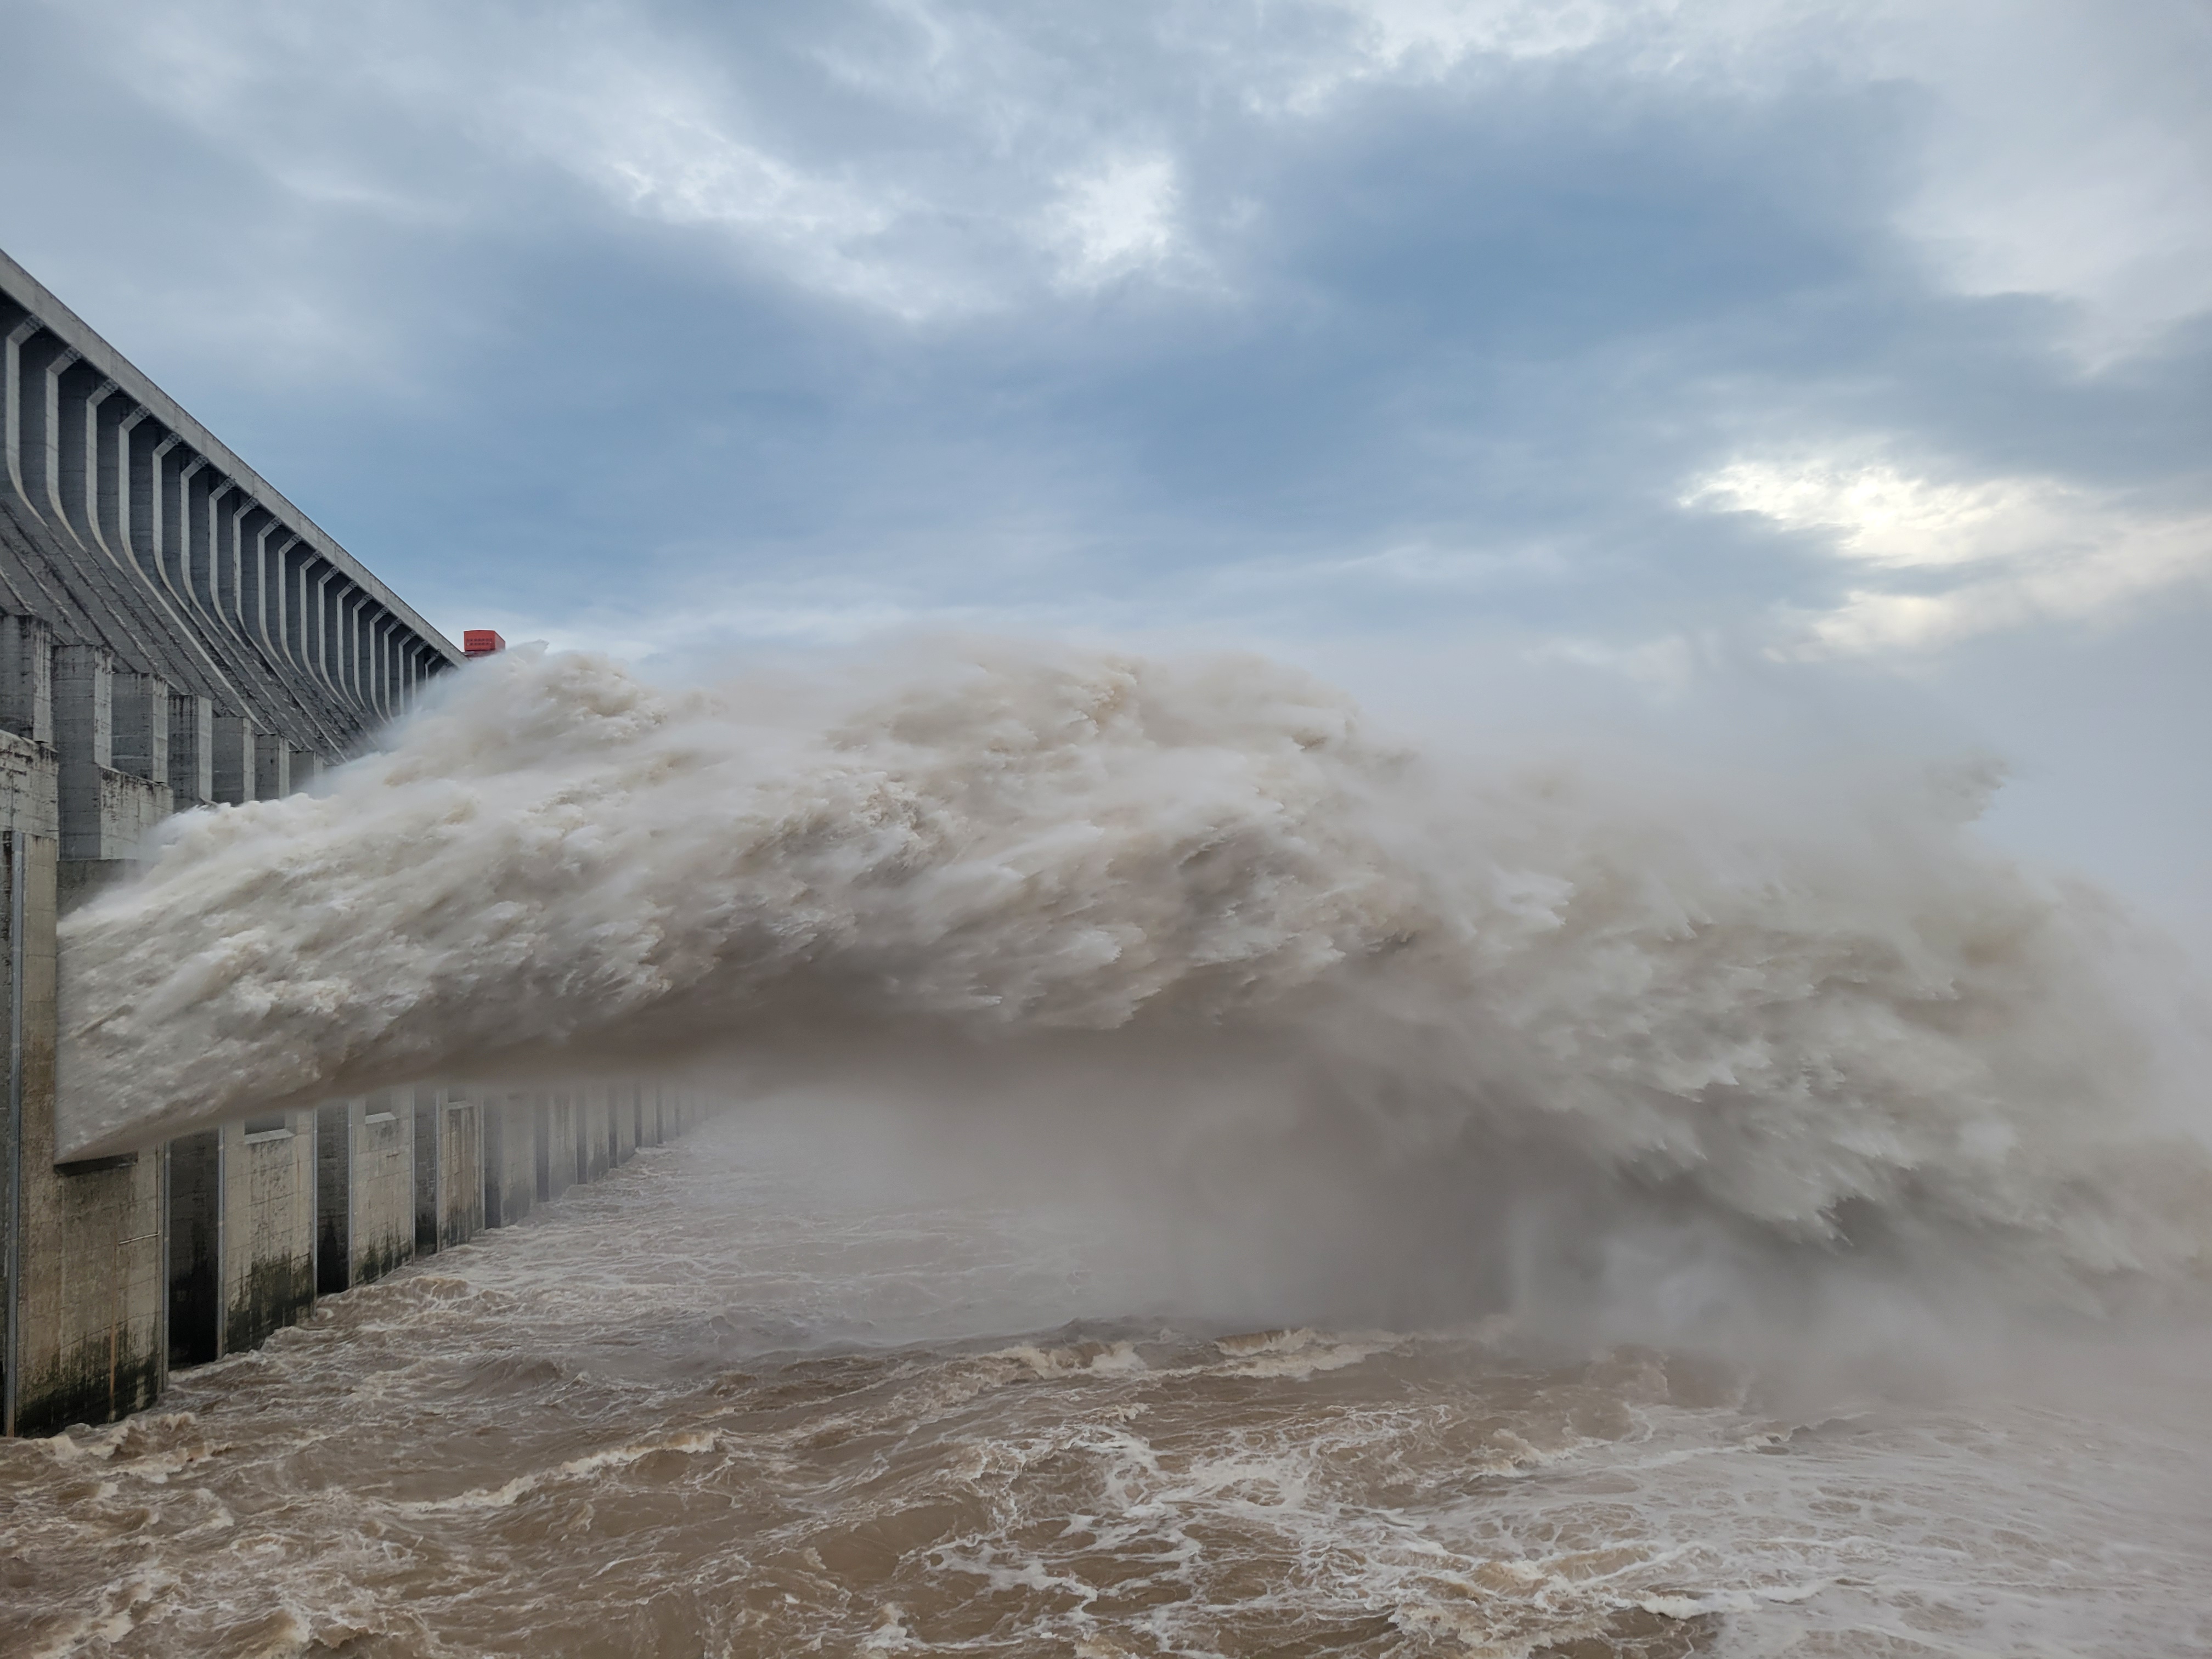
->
left=4, top=0, right=2209, bottom=947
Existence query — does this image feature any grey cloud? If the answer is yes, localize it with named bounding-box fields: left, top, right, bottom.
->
left=1, top=0, right=2203, bottom=668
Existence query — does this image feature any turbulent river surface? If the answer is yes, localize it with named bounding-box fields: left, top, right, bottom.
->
left=5, top=1110, right=2208, bottom=1659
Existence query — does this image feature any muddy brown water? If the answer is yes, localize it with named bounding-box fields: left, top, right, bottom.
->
left=5, top=1114, right=2209, bottom=1658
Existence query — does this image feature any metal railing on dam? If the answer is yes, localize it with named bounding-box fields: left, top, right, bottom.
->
left=0, top=245, right=686, bottom=1436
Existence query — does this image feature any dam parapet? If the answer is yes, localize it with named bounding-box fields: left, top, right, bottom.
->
left=0, top=245, right=693, bottom=1436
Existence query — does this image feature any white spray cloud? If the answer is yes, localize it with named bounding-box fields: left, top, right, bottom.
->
left=56, top=645, right=2212, bottom=1307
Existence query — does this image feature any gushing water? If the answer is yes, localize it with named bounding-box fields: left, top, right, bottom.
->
left=58, top=645, right=2212, bottom=1311
left=21, top=641, right=2212, bottom=1653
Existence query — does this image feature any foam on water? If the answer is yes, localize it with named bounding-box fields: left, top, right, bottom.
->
left=4, top=1118, right=2208, bottom=1657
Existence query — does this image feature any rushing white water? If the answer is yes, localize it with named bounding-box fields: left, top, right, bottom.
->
left=56, top=643, right=2212, bottom=1322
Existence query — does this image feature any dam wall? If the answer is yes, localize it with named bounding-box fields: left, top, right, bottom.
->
left=481, top=1092, right=538, bottom=1230
left=0, top=246, right=702, bottom=1437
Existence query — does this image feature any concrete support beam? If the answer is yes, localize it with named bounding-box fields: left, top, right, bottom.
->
left=2, top=312, right=41, bottom=506
left=86, top=387, right=136, bottom=563
left=436, top=1091, right=482, bottom=1249
left=614, top=1082, right=637, bottom=1166
left=210, top=710, right=255, bottom=806
left=345, top=1093, right=414, bottom=1288
left=546, top=1092, right=580, bottom=1199
left=215, top=492, right=252, bottom=636
left=93, top=394, right=139, bottom=562
left=52, top=644, right=110, bottom=859
left=3, top=817, right=165, bottom=1437
left=117, top=413, right=160, bottom=580
left=245, top=524, right=286, bottom=655
left=409, top=1088, right=489, bottom=1254
left=166, top=692, right=212, bottom=808
left=589, top=1088, right=615, bottom=1183
left=305, top=567, right=339, bottom=700
left=154, top=448, right=193, bottom=612
left=220, top=1112, right=313, bottom=1357
left=179, top=462, right=215, bottom=625
left=531, top=1094, right=552, bottom=1204
left=111, top=673, right=170, bottom=792
left=54, top=645, right=168, bottom=872
left=0, top=613, right=54, bottom=747
left=481, top=1094, right=535, bottom=1228
left=252, top=730, right=290, bottom=801
left=55, top=362, right=106, bottom=549
left=17, top=333, right=79, bottom=527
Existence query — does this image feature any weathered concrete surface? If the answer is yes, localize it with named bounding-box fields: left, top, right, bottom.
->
left=167, top=693, right=211, bottom=807
left=1, top=706, right=161, bottom=1437
left=2, top=242, right=466, bottom=1434
left=613, top=1082, right=638, bottom=1166
left=435, top=1091, right=482, bottom=1250
left=480, top=1094, right=535, bottom=1229
left=579, top=1088, right=612, bottom=1186
left=7, top=831, right=165, bottom=1436
left=544, top=1092, right=583, bottom=1200
left=219, top=1113, right=314, bottom=1359
left=347, top=1095, right=414, bottom=1288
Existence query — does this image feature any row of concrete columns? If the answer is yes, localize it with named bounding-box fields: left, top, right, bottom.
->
left=0, top=247, right=486, bottom=1439
left=3, top=612, right=320, bottom=865
left=1, top=258, right=452, bottom=748
left=0, top=609, right=650, bottom=1437
left=159, top=1081, right=699, bottom=1379
left=0, top=613, right=278, bottom=1441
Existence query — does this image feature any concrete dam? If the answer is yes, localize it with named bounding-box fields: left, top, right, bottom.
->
left=0, top=246, right=695, bottom=1438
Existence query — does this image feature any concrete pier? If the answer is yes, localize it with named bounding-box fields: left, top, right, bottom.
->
left=432, top=1089, right=483, bottom=1250
left=480, top=1093, right=537, bottom=1230
left=581, top=1087, right=612, bottom=1184
left=614, top=1083, right=639, bottom=1166
left=223, top=1111, right=316, bottom=1356
left=345, top=1095, right=415, bottom=1288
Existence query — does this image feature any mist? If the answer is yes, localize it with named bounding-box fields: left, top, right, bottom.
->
left=54, top=640, right=2212, bottom=1350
